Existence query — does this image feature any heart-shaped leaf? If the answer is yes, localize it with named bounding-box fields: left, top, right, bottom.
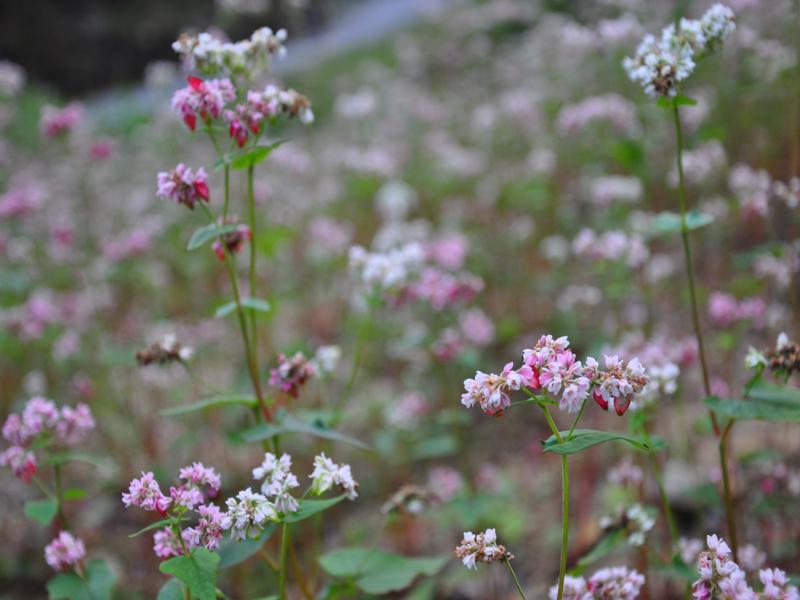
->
left=541, top=429, right=652, bottom=455
left=159, top=548, right=220, bottom=600
left=187, top=223, right=239, bottom=251
left=25, top=498, right=58, bottom=526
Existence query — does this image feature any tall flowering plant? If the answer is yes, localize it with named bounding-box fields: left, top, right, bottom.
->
left=458, top=334, right=652, bottom=599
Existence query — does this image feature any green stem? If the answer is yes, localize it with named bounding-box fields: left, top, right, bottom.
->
left=279, top=523, right=290, bottom=600
left=673, top=101, right=739, bottom=553
left=54, top=464, right=68, bottom=529
left=566, top=399, right=587, bottom=441
left=542, top=406, right=563, bottom=443
left=246, top=165, right=258, bottom=369
left=719, top=420, right=739, bottom=561
left=504, top=558, right=526, bottom=600
left=557, top=455, right=569, bottom=600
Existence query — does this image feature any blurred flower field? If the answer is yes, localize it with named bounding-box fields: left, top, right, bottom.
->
left=1, top=0, right=800, bottom=598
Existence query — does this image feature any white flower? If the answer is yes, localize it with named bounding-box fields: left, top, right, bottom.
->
left=222, top=488, right=276, bottom=540
left=309, top=453, right=359, bottom=500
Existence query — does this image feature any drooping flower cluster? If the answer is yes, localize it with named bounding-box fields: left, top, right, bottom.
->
left=623, top=4, right=735, bottom=98
left=224, top=84, right=314, bottom=146
left=40, top=103, right=83, bottom=138
left=585, top=355, right=649, bottom=416
left=172, top=27, right=287, bottom=78
left=44, top=531, right=86, bottom=572
left=269, top=351, right=316, bottom=398
left=156, top=163, right=210, bottom=209
left=552, top=567, right=645, bottom=600
left=135, top=333, right=195, bottom=367
left=171, top=76, right=236, bottom=131
left=1, top=397, right=95, bottom=482
left=461, top=335, right=649, bottom=415
left=455, top=528, right=513, bottom=570
left=309, top=452, right=359, bottom=499
left=692, top=534, right=799, bottom=599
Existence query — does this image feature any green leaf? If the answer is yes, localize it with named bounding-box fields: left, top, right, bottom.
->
left=230, top=141, right=285, bottom=170
left=651, top=211, right=714, bottom=235
left=48, top=560, right=116, bottom=600
left=319, top=547, right=447, bottom=595
left=63, top=487, right=87, bottom=501
left=218, top=526, right=275, bottom=569
left=284, top=495, right=346, bottom=523
left=129, top=517, right=173, bottom=538
left=541, top=429, right=652, bottom=455
left=239, top=413, right=368, bottom=449
left=704, top=396, right=800, bottom=422
left=187, top=223, right=239, bottom=251
left=159, top=548, right=220, bottom=600
left=160, top=394, right=257, bottom=417
left=657, top=95, right=697, bottom=108
left=157, top=579, right=184, bottom=600
left=25, top=498, right=58, bottom=526
left=748, top=385, right=800, bottom=404
left=214, top=298, right=271, bottom=318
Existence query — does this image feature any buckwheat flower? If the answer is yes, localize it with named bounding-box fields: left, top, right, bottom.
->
left=698, top=4, right=736, bottom=51
left=0, top=446, right=37, bottom=482
left=738, top=544, right=766, bottom=572
left=252, top=452, right=293, bottom=482
left=458, top=308, right=495, bottom=347
left=136, top=333, right=194, bottom=366
left=313, top=345, right=341, bottom=374
left=40, top=103, right=82, bottom=138
left=265, top=86, right=314, bottom=124
left=179, top=462, right=221, bottom=497
left=156, top=163, right=210, bottom=209
left=269, top=352, right=316, bottom=397
left=212, top=220, right=252, bottom=261
left=760, top=568, right=799, bottom=599
left=222, top=487, right=276, bottom=540
left=22, top=396, right=60, bottom=437
left=586, top=355, right=649, bottom=416
left=461, top=362, right=535, bottom=416
left=45, top=532, right=86, bottom=571
left=122, top=471, right=172, bottom=514
left=587, top=566, right=645, bottom=599
left=2, top=414, right=27, bottom=446
left=745, top=346, right=768, bottom=369
left=454, top=529, right=512, bottom=570
left=540, top=350, right=592, bottom=413
left=55, top=403, right=95, bottom=445
left=171, top=76, right=235, bottom=131
left=172, top=27, right=286, bottom=78
left=623, top=33, right=696, bottom=98
left=309, top=453, right=359, bottom=500
left=193, top=503, right=225, bottom=550
left=170, top=485, right=204, bottom=510
left=153, top=527, right=197, bottom=559
left=549, top=575, right=590, bottom=600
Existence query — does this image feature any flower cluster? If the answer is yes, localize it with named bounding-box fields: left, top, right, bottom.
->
left=40, top=103, right=83, bottom=138
left=462, top=335, right=649, bottom=415
left=624, top=4, right=735, bottom=98
left=135, top=333, right=194, bottom=367
left=692, top=534, right=799, bottom=599
left=156, top=163, right=210, bottom=209
left=171, top=76, right=236, bottom=132
left=455, top=528, right=513, bottom=570
left=224, top=85, right=313, bottom=146
left=44, top=531, right=86, bottom=572
left=552, top=567, right=645, bottom=600
left=348, top=242, right=427, bottom=292
left=708, top=291, right=765, bottom=327
left=269, top=351, right=316, bottom=397
left=1, top=397, right=95, bottom=482
left=746, top=332, right=800, bottom=379
left=585, top=355, right=649, bottom=416
left=252, top=452, right=300, bottom=514
left=172, top=28, right=287, bottom=78
left=309, top=453, right=359, bottom=499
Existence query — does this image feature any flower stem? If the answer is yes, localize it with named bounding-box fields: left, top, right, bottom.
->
left=719, top=419, right=739, bottom=561
left=246, top=165, right=259, bottom=368
left=557, top=455, right=569, bottom=600
left=672, top=101, right=738, bottom=555
left=54, top=463, right=68, bottom=529
left=279, top=523, right=290, bottom=600
left=542, top=406, right=563, bottom=443
left=504, top=558, right=526, bottom=600
left=566, top=399, right=587, bottom=441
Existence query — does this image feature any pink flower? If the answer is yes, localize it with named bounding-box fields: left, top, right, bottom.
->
left=40, top=103, right=82, bottom=138
left=153, top=527, right=194, bottom=559
left=88, top=139, right=114, bottom=160
left=0, top=446, right=37, bottom=482
left=586, top=355, right=649, bottom=416
left=171, top=76, right=235, bottom=131
left=426, top=234, right=468, bottom=270
left=55, top=403, right=95, bottom=445
left=156, top=163, right=210, bottom=209
left=458, top=308, right=495, bottom=347
left=211, top=222, right=252, bottom=261
left=461, top=362, right=535, bottom=416
left=22, top=396, right=60, bottom=437
left=192, top=503, right=225, bottom=550
left=170, top=485, right=204, bottom=510
left=0, top=184, right=43, bottom=219
left=122, top=471, right=172, bottom=514
left=44, top=532, right=86, bottom=571
left=179, top=462, right=221, bottom=496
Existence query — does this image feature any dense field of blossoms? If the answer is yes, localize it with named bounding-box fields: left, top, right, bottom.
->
left=1, top=0, right=800, bottom=598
